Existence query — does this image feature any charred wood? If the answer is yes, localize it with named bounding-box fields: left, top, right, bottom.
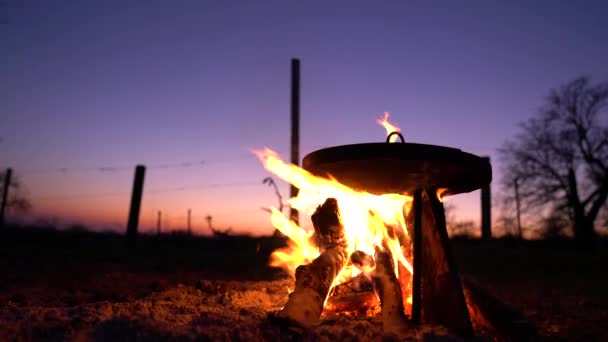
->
left=272, top=198, right=349, bottom=328
left=324, top=273, right=379, bottom=315
left=350, top=250, right=375, bottom=272
left=372, top=248, right=410, bottom=335
left=311, top=198, right=346, bottom=251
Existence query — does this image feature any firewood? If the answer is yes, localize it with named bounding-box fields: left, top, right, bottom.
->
left=372, top=247, right=410, bottom=335
left=311, top=198, right=346, bottom=250
left=324, top=273, right=378, bottom=315
left=273, top=198, right=349, bottom=328
left=323, top=290, right=379, bottom=315
left=401, top=188, right=474, bottom=335
left=324, top=251, right=379, bottom=315
left=350, top=250, right=375, bottom=272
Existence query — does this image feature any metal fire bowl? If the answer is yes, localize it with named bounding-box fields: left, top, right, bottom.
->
left=302, top=138, right=492, bottom=197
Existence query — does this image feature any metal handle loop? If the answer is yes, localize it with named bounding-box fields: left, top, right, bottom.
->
left=386, top=131, right=405, bottom=143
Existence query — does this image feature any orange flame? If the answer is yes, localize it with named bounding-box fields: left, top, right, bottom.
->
left=436, top=188, right=448, bottom=203
left=376, top=112, right=401, bottom=142
left=254, top=114, right=414, bottom=312
left=253, top=149, right=413, bottom=283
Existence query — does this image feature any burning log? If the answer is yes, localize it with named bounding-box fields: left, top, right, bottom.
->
left=350, top=250, right=375, bottom=272
left=324, top=273, right=379, bottom=315
left=372, top=247, right=410, bottom=335
left=311, top=198, right=347, bottom=250
left=324, top=250, right=379, bottom=316
left=273, top=198, right=349, bottom=328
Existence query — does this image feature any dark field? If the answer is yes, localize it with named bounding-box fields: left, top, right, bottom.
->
left=453, top=238, right=608, bottom=341
left=1, top=225, right=607, bottom=341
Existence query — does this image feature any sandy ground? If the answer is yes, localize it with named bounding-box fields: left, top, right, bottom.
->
left=0, top=229, right=461, bottom=341
left=1, top=277, right=460, bottom=341
left=1, top=227, right=608, bottom=341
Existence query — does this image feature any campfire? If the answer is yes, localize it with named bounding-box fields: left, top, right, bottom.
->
left=255, top=113, right=491, bottom=336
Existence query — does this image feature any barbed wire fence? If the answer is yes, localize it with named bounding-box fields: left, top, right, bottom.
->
left=0, top=154, right=287, bottom=238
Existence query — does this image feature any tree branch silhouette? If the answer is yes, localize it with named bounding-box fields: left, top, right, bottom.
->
left=499, top=76, right=608, bottom=246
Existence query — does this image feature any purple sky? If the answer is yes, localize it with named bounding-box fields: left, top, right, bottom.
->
left=2, top=1, right=607, bottom=235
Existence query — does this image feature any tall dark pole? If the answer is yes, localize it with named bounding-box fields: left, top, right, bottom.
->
left=157, top=210, right=161, bottom=235
left=126, top=165, right=146, bottom=246
left=514, top=177, right=523, bottom=239
left=480, top=157, right=492, bottom=240
left=0, top=168, right=12, bottom=227
left=290, top=58, right=300, bottom=225
left=187, top=208, right=192, bottom=235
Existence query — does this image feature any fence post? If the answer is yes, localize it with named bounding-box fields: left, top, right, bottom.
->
left=290, top=58, right=300, bottom=225
left=480, top=157, right=492, bottom=240
left=157, top=210, right=161, bottom=235
left=187, top=208, right=192, bottom=235
left=126, top=165, right=146, bottom=246
left=0, top=168, right=12, bottom=227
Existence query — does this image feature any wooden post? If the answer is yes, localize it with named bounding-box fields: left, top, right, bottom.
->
left=0, top=168, right=12, bottom=227
left=406, top=188, right=473, bottom=335
left=290, top=58, right=300, bottom=225
left=514, top=177, right=523, bottom=239
left=187, top=208, right=192, bottom=235
left=206, top=215, right=213, bottom=231
left=157, top=210, right=161, bottom=235
left=424, top=188, right=473, bottom=335
left=126, top=165, right=145, bottom=246
left=481, top=157, right=492, bottom=240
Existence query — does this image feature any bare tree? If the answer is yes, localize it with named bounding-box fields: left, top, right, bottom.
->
left=499, top=76, right=608, bottom=246
left=495, top=183, right=525, bottom=238
left=0, top=170, right=32, bottom=214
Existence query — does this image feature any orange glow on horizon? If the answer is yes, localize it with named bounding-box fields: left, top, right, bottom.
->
left=18, top=112, right=483, bottom=239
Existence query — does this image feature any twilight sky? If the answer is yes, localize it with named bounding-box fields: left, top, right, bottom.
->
left=1, top=1, right=607, bottom=235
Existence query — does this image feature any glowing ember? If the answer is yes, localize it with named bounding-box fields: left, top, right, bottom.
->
left=254, top=114, right=414, bottom=314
